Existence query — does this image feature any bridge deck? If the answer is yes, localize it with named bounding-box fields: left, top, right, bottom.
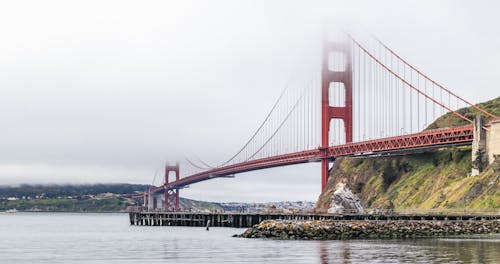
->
left=150, top=125, right=473, bottom=193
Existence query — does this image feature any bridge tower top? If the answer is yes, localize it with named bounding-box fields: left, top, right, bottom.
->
left=164, top=163, right=180, bottom=211
left=321, top=33, right=353, bottom=190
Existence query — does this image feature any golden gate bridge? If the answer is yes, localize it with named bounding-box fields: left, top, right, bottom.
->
left=142, top=30, right=498, bottom=211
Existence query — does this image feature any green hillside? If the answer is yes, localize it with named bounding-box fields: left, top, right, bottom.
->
left=0, top=196, right=223, bottom=212
left=0, top=184, right=223, bottom=212
left=426, top=96, right=500, bottom=129
left=0, top=196, right=136, bottom=212
left=316, top=97, right=500, bottom=211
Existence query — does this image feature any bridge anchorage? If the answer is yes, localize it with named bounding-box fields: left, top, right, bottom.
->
left=142, top=30, right=499, bottom=212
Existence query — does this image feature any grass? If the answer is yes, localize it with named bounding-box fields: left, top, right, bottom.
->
left=317, top=145, right=498, bottom=211
left=426, top=96, right=500, bottom=130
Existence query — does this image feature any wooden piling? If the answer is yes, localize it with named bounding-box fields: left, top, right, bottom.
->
left=127, top=211, right=500, bottom=228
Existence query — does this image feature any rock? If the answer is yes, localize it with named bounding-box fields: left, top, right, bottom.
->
left=237, top=219, right=500, bottom=240
left=327, top=182, right=365, bottom=214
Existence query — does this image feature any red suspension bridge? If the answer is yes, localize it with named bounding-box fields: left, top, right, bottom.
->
left=145, top=31, right=498, bottom=211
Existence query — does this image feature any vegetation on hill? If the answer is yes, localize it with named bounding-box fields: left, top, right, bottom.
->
left=426, top=96, right=500, bottom=129
left=0, top=183, right=150, bottom=199
left=316, top=96, right=500, bottom=211
left=0, top=196, right=135, bottom=212
left=0, top=184, right=223, bottom=212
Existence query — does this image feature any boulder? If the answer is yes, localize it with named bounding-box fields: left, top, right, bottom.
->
left=327, top=182, right=365, bottom=214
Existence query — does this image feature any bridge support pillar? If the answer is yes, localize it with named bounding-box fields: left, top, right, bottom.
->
left=143, top=190, right=148, bottom=208
left=486, top=119, right=500, bottom=166
left=321, top=155, right=335, bottom=189
left=472, top=116, right=487, bottom=176
left=321, top=155, right=330, bottom=190
left=164, top=163, right=180, bottom=211
left=321, top=33, right=353, bottom=189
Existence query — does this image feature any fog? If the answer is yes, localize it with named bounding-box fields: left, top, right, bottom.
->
left=0, top=0, right=498, bottom=202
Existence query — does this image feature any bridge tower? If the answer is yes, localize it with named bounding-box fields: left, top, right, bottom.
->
left=321, top=35, right=353, bottom=190
left=164, top=163, right=180, bottom=211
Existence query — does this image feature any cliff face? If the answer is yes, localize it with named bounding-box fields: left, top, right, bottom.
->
left=316, top=147, right=500, bottom=211
left=316, top=97, right=500, bottom=211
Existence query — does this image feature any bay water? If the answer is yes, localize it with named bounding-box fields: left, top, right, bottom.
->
left=1, top=213, right=499, bottom=263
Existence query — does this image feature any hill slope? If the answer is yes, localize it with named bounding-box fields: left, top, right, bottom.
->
left=316, top=97, right=500, bottom=211
left=0, top=184, right=223, bottom=212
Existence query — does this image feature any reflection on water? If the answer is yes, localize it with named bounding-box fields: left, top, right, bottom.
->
left=0, top=213, right=499, bottom=264
left=318, top=236, right=500, bottom=264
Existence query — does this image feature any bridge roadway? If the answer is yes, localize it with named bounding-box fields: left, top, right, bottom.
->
left=149, top=125, right=473, bottom=194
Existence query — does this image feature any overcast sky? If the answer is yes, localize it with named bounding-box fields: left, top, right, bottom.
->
left=0, top=0, right=498, bottom=202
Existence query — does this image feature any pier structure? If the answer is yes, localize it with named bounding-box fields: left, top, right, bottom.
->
left=129, top=210, right=500, bottom=228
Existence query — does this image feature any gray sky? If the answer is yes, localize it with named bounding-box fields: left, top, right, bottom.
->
left=1, top=0, right=499, bottom=202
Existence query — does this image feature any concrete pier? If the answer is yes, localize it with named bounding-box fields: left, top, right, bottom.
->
left=128, top=211, right=500, bottom=228
left=486, top=119, right=500, bottom=165
left=472, top=116, right=487, bottom=175
left=472, top=117, right=500, bottom=175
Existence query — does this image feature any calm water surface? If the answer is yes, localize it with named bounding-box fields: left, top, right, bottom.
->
left=1, top=213, right=500, bottom=263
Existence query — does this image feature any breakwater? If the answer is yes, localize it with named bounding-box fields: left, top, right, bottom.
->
left=238, top=219, right=500, bottom=240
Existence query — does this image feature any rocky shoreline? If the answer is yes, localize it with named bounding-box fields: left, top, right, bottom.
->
left=238, top=219, right=500, bottom=240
